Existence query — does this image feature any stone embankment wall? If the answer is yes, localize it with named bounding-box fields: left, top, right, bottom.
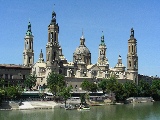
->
left=0, top=101, right=58, bottom=110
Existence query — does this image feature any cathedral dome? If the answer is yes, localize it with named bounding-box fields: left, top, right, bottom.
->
left=73, top=33, right=91, bottom=65
left=73, top=33, right=91, bottom=56
left=74, top=45, right=91, bottom=56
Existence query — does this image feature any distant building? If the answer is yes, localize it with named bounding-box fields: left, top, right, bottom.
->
left=138, top=74, right=160, bottom=85
left=0, top=64, right=31, bottom=87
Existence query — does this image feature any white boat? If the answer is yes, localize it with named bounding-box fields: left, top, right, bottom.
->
left=77, top=106, right=90, bottom=111
left=65, top=104, right=75, bottom=110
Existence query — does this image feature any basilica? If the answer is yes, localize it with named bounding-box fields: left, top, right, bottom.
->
left=23, top=10, right=138, bottom=90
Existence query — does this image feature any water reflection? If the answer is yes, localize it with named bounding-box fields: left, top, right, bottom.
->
left=0, top=102, right=160, bottom=120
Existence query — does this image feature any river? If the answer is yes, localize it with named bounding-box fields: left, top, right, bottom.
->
left=0, top=102, right=160, bottom=120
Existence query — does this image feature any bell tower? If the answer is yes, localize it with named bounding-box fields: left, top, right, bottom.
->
left=46, top=10, right=60, bottom=72
left=23, top=21, right=34, bottom=67
left=97, top=32, right=109, bottom=70
left=127, top=28, right=138, bottom=84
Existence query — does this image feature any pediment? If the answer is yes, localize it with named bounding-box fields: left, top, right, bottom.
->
left=88, top=64, right=101, bottom=71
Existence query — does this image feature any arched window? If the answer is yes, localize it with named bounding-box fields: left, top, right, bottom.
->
left=50, top=32, right=53, bottom=42
left=59, top=61, right=63, bottom=67
left=134, top=61, right=136, bottom=68
left=47, top=52, right=50, bottom=61
left=29, top=41, right=31, bottom=49
left=29, top=57, right=31, bottom=63
left=54, top=33, right=56, bottom=43
left=53, top=52, right=56, bottom=60
left=129, top=61, right=131, bottom=67
left=26, top=41, right=29, bottom=49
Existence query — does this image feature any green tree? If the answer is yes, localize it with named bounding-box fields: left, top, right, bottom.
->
left=25, top=74, right=37, bottom=90
left=5, top=86, right=20, bottom=100
left=81, top=79, right=91, bottom=91
left=114, top=82, right=126, bottom=101
left=80, top=93, right=86, bottom=104
left=105, top=77, right=129, bottom=102
left=138, top=80, right=151, bottom=97
left=151, top=80, right=160, bottom=100
left=123, top=82, right=138, bottom=98
left=98, top=79, right=107, bottom=93
left=59, top=86, right=72, bottom=107
left=81, top=80, right=98, bottom=92
left=0, top=88, right=5, bottom=104
left=47, top=72, right=65, bottom=96
left=0, top=78, right=5, bottom=88
left=106, top=76, right=118, bottom=93
left=90, top=82, right=98, bottom=92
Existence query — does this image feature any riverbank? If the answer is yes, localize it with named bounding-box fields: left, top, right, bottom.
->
left=0, top=97, right=155, bottom=110
left=0, top=101, right=59, bottom=110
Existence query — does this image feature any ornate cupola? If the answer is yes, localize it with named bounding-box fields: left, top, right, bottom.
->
left=73, top=31, right=91, bottom=66
left=100, top=33, right=105, bottom=46
left=51, top=10, right=56, bottom=25
left=80, top=31, right=85, bottom=46
left=114, top=55, right=125, bottom=72
left=26, top=22, right=32, bottom=36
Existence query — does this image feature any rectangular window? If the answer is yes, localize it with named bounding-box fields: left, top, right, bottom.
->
left=23, top=75, right=25, bottom=79
left=5, top=74, right=8, bottom=79
left=29, top=57, right=31, bottom=63
left=0, top=74, right=3, bottom=78
left=10, top=75, right=12, bottom=79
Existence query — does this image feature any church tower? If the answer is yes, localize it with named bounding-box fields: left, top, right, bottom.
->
left=127, top=28, right=138, bottom=84
left=46, top=10, right=60, bottom=72
left=97, top=32, right=109, bottom=70
left=38, top=49, right=44, bottom=63
left=23, top=21, right=34, bottom=67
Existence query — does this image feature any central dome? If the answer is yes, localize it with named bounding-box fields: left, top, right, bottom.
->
left=73, top=34, right=91, bottom=65
left=74, top=45, right=90, bottom=55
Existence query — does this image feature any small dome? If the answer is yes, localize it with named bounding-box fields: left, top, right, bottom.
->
left=74, top=45, right=90, bottom=56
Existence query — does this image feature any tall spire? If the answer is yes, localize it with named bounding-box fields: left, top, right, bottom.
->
left=38, top=49, right=44, bottom=63
left=26, top=21, right=32, bottom=36
left=100, top=31, right=105, bottom=46
left=80, top=29, right=85, bottom=45
left=51, top=4, right=56, bottom=24
left=130, top=27, right=134, bottom=38
left=39, top=49, right=43, bottom=59
left=81, top=28, right=85, bottom=39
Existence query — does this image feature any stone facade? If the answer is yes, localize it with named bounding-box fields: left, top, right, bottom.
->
left=29, top=10, right=139, bottom=91
left=0, top=64, right=31, bottom=87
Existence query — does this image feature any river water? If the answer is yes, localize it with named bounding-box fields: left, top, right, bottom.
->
left=0, top=102, right=160, bottom=120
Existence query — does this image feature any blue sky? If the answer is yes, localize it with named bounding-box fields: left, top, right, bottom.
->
left=0, top=0, right=159, bottom=77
